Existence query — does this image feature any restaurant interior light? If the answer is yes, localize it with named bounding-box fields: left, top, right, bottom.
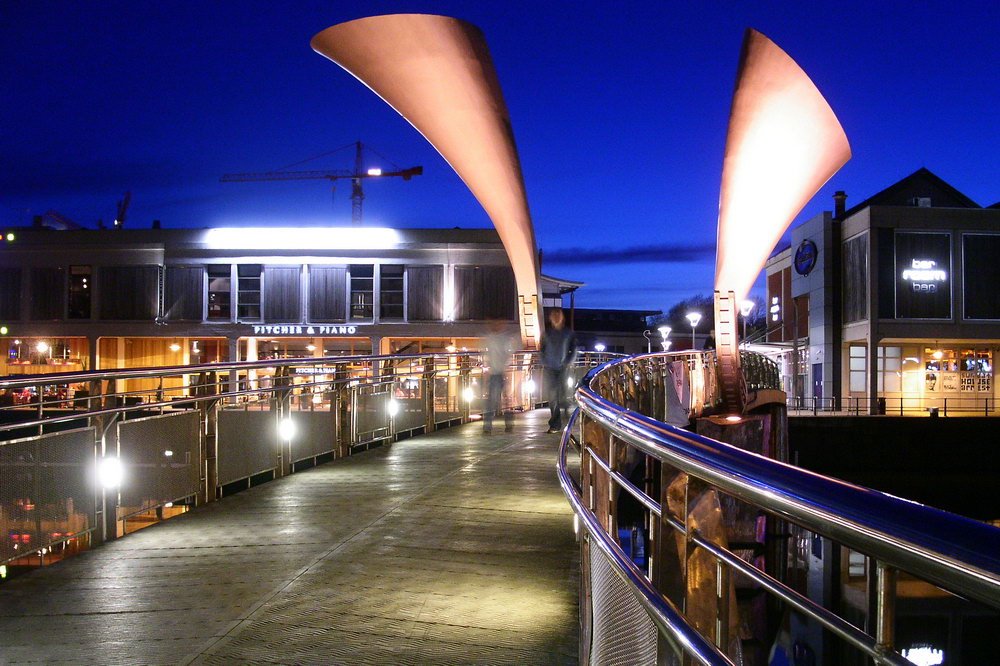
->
left=36, top=341, right=49, bottom=354
left=523, top=379, right=536, bottom=395
left=169, top=343, right=181, bottom=352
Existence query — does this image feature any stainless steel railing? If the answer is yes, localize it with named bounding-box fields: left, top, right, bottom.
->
left=559, top=352, right=1000, bottom=665
left=3, top=349, right=597, bottom=572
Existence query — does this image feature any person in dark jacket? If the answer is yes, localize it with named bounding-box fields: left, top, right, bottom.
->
left=540, top=308, right=577, bottom=433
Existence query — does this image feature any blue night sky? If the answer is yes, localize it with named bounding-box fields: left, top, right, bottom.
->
left=2, top=1, right=997, bottom=310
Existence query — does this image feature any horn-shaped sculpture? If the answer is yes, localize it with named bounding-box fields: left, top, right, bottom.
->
left=311, top=15, right=543, bottom=347
left=713, top=28, right=850, bottom=414
left=715, top=28, right=851, bottom=303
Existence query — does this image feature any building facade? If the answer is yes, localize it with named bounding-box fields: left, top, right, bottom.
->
left=765, top=169, right=1000, bottom=412
left=0, top=225, right=523, bottom=378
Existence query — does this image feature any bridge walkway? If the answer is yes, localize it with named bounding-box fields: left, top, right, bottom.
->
left=0, top=410, right=579, bottom=665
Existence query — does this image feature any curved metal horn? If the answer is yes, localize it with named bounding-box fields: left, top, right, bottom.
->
left=715, top=28, right=851, bottom=302
left=311, top=15, right=543, bottom=347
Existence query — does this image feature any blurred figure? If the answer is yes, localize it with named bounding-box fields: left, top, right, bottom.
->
left=483, top=320, right=517, bottom=434
left=540, top=309, right=578, bottom=433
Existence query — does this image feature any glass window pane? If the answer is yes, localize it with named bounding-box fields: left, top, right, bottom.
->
left=850, top=358, right=866, bottom=371
left=850, top=371, right=866, bottom=392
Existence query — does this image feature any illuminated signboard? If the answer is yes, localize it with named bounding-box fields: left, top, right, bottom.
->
left=251, top=325, right=361, bottom=336
left=793, top=239, right=818, bottom=275
left=895, top=232, right=951, bottom=319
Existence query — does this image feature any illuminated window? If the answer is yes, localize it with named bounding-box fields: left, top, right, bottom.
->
left=877, top=346, right=901, bottom=392
left=849, top=345, right=866, bottom=392
left=207, top=265, right=231, bottom=320
left=68, top=265, right=91, bottom=319
left=379, top=265, right=404, bottom=320
left=237, top=265, right=261, bottom=321
left=350, top=265, right=374, bottom=320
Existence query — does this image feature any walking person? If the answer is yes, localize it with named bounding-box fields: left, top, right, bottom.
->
left=540, top=308, right=577, bottom=434
left=483, top=320, right=517, bottom=434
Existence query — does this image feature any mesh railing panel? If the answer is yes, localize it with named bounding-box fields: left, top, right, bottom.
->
left=118, top=412, right=201, bottom=517
left=356, top=388, right=390, bottom=441
left=393, top=397, right=426, bottom=432
left=590, top=544, right=658, bottom=666
left=289, top=411, right=336, bottom=463
left=217, top=410, right=278, bottom=486
left=0, top=427, right=96, bottom=564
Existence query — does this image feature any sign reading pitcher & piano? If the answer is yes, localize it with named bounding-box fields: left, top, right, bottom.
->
left=250, top=324, right=361, bottom=336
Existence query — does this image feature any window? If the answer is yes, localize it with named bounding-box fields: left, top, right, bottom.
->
left=350, top=265, right=374, bottom=320
left=877, top=346, right=901, bottom=393
left=68, top=265, right=91, bottom=319
left=237, top=265, right=261, bottom=321
left=379, top=264, right=404, bottom=320
left=207, top=265, right=231, bottom=320
left=849, top=345, right=866, bottom=393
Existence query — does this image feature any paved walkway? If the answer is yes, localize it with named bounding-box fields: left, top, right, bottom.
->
left=0, top=410, right=579, bottom=665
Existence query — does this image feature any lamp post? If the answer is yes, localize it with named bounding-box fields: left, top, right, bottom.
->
left=686, top=312, right=701, bottom=350
left=739, top=300, right=755, bottom=346
left=642, top=329, right=652, bottom=354
left=657, top=326, right=671, bottom=352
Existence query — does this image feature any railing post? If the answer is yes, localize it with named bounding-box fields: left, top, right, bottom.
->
left=423, top=361, right=436, bottom=433
left=875, top=561, right=897, bottom=655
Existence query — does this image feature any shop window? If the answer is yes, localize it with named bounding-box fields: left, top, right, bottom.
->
left=67, top=266, right=91, bottom=319
left=877, top=346, right=901, bottom=393
left=207, top=265, right=231, bottom=320
left=380, top=265, right=404, bottom=320
left=237, top=264, right=261, bottom=321
left=849, top=345, right=866, bottom=393
left=350, top=265, right=374, bottom=320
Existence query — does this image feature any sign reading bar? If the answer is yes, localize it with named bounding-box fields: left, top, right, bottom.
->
left=252, top=324, right=360, bottom=336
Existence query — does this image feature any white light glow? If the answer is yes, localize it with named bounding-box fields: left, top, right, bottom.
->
left=202, top=227, right=401, bottom=251
left=36, top=341, right=49, bottom=354
left=740, top=300, right=755, bottom=317
left=725, top=415, right=742, bottom=423
left=0, top=565, right=6, bottom=579
left=594, top=343, right=606, bottom=352
left=367, top=167, right=383, bottom=176
left=445, top=345, right=457, bottom=353
left=5, top=233, right=13, bottom=242
left=566, top=376, right=574, bottom=388
left=462, top=387, right=475, bottom=403
left=0, top=326, right=6, bottom=335
left=686, top=312, right=702, bottom=328
left=387, top=399, right=400, bottom=416
left=901, top=646, right=944, bottom=666
left=657, top=326, right=671, bottom=339
left=278, top=418, right=296, bottom=441
left=98, top=457, right=123, bottom=489
left=164, top=450, right=173, bottom=457
left=523, top=379, right=536, bottom=395
left=306, top=344, right=316, bottom=351
left=312, top=393, right=322, bottom=404
left=169, top=343, right=181, bottom=352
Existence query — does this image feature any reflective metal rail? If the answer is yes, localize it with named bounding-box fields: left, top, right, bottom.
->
left=559, top=352, right=1000, bottom=665
left=1, top=350, right=618, bottom=572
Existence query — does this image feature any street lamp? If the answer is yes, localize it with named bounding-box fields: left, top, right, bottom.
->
left=739, top=300, right=755, bottom=346
left=594, top=342, right=606, bottom=353
left=642, top=329, right=652, bottom=353
left=657, top=326, right=671, bottom=351
left=685, top=312, right=702, bottom=349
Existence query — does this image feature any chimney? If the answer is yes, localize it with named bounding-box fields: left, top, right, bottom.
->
left=152, top=219, right=161, bottom=229
left=833, top=191, right=847, bottom=219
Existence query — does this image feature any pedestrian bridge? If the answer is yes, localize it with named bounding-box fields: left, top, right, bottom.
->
left=2, top=351, right=999, bottom=664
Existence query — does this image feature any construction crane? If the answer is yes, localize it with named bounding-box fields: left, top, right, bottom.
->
left=221, top=141, right=422, bottom=226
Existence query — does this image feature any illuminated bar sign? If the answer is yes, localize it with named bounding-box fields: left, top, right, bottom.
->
left=895, top=232, right=951, bottom=319
left=251, top=325, right=360, bottom=336
left=901, top=259, right=946, bottom=291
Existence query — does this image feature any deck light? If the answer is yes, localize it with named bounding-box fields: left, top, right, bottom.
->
left=523, top=379, right=536, bottom=395
left=278, top=418, right=296, bottom=441
left=594, top=343, right=606, bottom=352
left=387, top=399, right=400, bottom=416
left=98, top=457, right=123, bottom=489
left=686, top=312, right=701, bottom=348
left=462, top=387, right=475, bottom=403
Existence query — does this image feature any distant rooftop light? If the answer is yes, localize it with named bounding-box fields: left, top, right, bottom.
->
left=367, top=168, right=383, bottom=176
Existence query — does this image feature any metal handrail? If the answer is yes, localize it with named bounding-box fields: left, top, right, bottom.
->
left=560, top=353, right=1000, bottom=663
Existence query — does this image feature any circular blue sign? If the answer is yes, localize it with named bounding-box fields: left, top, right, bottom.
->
left=794, top=239, right=818, bottom=275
